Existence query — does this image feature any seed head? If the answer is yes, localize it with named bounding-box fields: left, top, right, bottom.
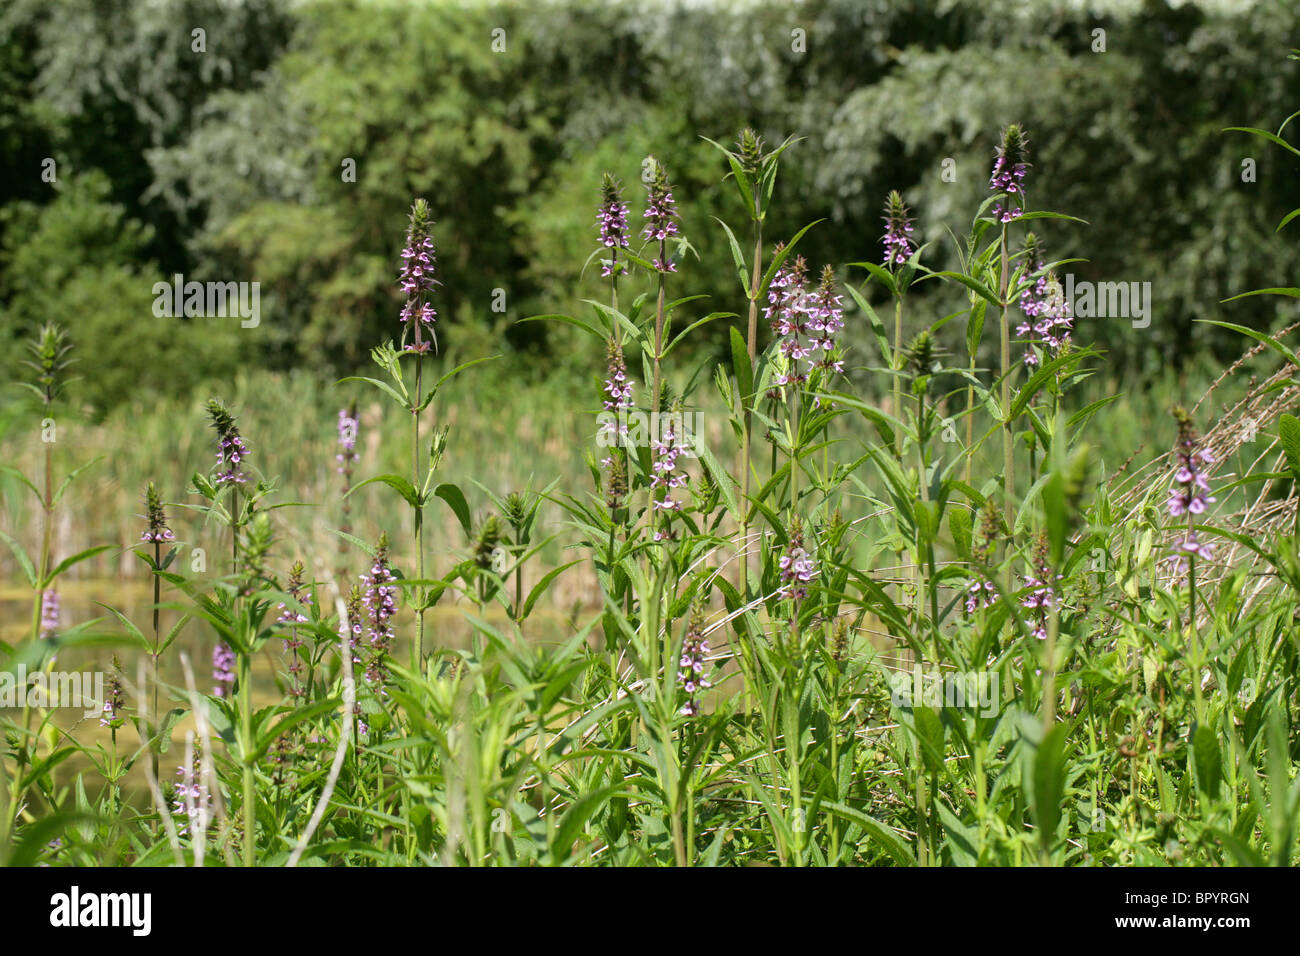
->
left=141, top=481, right=174, bottom=544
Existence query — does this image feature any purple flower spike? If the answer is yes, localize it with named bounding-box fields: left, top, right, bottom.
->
left=989, top=124, right=1030, bottom=223
left=642, top=159, right=679, bottom=272
left=1166, top=409, right=1216, bottom=522
left=677, top=605, right=710, bottom=718
left=597, top=173, right=630, bottom=277
left=766, top=247, right=811, bottom=395
left=881, top=191, right=916, bottom=269
left=360, top=534, right=397, bottom=690
left=206, top=399, right=249, bottom=486
left=398, top=198, right=439, bottom=354
left=1165, top=408, right=1216, bottom=575
left=806, top=265, right=846, bottom=377
left=140, top=481, right=175, bottom=543
left=650, top=416, right=689, bottom=540
left=212, top=642, right=236, bottom=697
left=964, top=579, right=998, bottom=614
left=599, top=338, right=635, bottom=452
left=1021, top=536, right=1060, bottom=641
left=778, top=519, right=818, bottom=603
left=39, top=589, right=60, bottom=639
left=1015, top=236, right=1072, bottom=368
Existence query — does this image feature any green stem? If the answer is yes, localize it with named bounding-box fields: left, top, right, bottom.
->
left=239, top=650, right=255, bottom=866
left=999, top=225, right=1015, bottom=528
left=739, top=217, right=762, bottom=599
left=413, top=358, right=426, bottom=675
left=893, top=297, right=904, bottom=457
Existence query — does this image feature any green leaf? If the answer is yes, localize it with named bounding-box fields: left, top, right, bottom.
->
left=434, top=482, right=473, bottom=537
left=0, top=528, right=37, bottom=588
left=50, top=457, right=106, bottom=510
left=6, top=812, right=102, bottom=868
left=966, top=299, right=987, bottom=361
left=550, top=786, right=629, bottom=864
left=920, top=270, right=1001, bottom=308
left=336, top=375, right=408, bottom=407
left=1192, top=724, right=1222, bottom=798
left=911, top=705, right=946, bottom=777
left=252, top=699, right=342, bottom=762
left=19, top=746, right=77, bottom=791
left=1031, top=724, right=1068, bottom=860
left=822, top=801, right=915, bottom=866
left=730, top=326, right=753, bottom=403
left=843, top=282, right=893, bottom=368
left=1197, top=318, right=1300, bottom=366
left=520, top=560, right=582, bottom=620
left=345, top=473, right=421, bottom=508
left=45, top=545, right=115, bottom=586
left=761, top=220, right=822, bottom=297
left=949, top=507, right=973, bottom=562
left=1279, top=414, right=1300, bottom=481
left=1220, top=288, right=1300, bottom=304
left=1223, top=125, right=1300, bottom=160
left=516, top=311, right=606, bottom=341
left=846, top=260, right=898, bottom=298
left=713, top=217, right=750, bottom=296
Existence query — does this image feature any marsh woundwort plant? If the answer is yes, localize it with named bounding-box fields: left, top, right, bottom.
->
left=12, top=104, right=1300, bottom=871
left=991, top=124, right=1031, bottom=527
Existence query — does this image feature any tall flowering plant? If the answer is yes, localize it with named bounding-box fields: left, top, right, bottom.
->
left=341, top=199, right=489, bottom=675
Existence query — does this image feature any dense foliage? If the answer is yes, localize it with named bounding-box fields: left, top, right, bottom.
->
left=2, top=0, right=1299, bottom=415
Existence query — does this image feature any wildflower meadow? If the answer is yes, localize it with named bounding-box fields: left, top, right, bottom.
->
left=1, top=2, right=1298, bottom=912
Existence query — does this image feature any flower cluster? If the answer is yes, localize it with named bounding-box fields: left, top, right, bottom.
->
left=806, top=265, right=846, bottom=375
left=677, top=605, right=710, bottom=718
left=597, top=173, right=630, bottom=277
left=989, top=124, right=1030, bottom=223
left=345, top=585, right=363, bottom=665
left=1021, top=538, right=1060, bottom=641
left=1017, top=274, right=1072, bottom=367
left=642, top=159, right=679, bottom=272
left=171, top=746, right=209, bottom=836
left=766, top=249, right=811, bottom=391
left=965, top=579, right=999, bottom=614
left=278, top=561, right=310, bottom=700
left=39, top=589, right=59, bottom=639
left=603, top=448, right=628, bottom=514
left=881, top=190, right=916, bottom=268
left=212, top=642, right=235, bottom=697
left=343, top=585, right=367, bottom=736
left=205, top=399, right=249, bottom=486
left=361, top=535, right=397, bottom=689
left=778, top=519, right=818, bottom=602
left=650, top=418, right=689, bottom=538
left=140, top=481, right=174, bottom=544
left=599, top=338, right=634, bottom=450
left=1167, top=408, right=1216, bottom=572
left=398, top=197, right=439, bottom=353
left=269, top=732, right=302, bottom=789
left=100, top=661, right=125, bottom=729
